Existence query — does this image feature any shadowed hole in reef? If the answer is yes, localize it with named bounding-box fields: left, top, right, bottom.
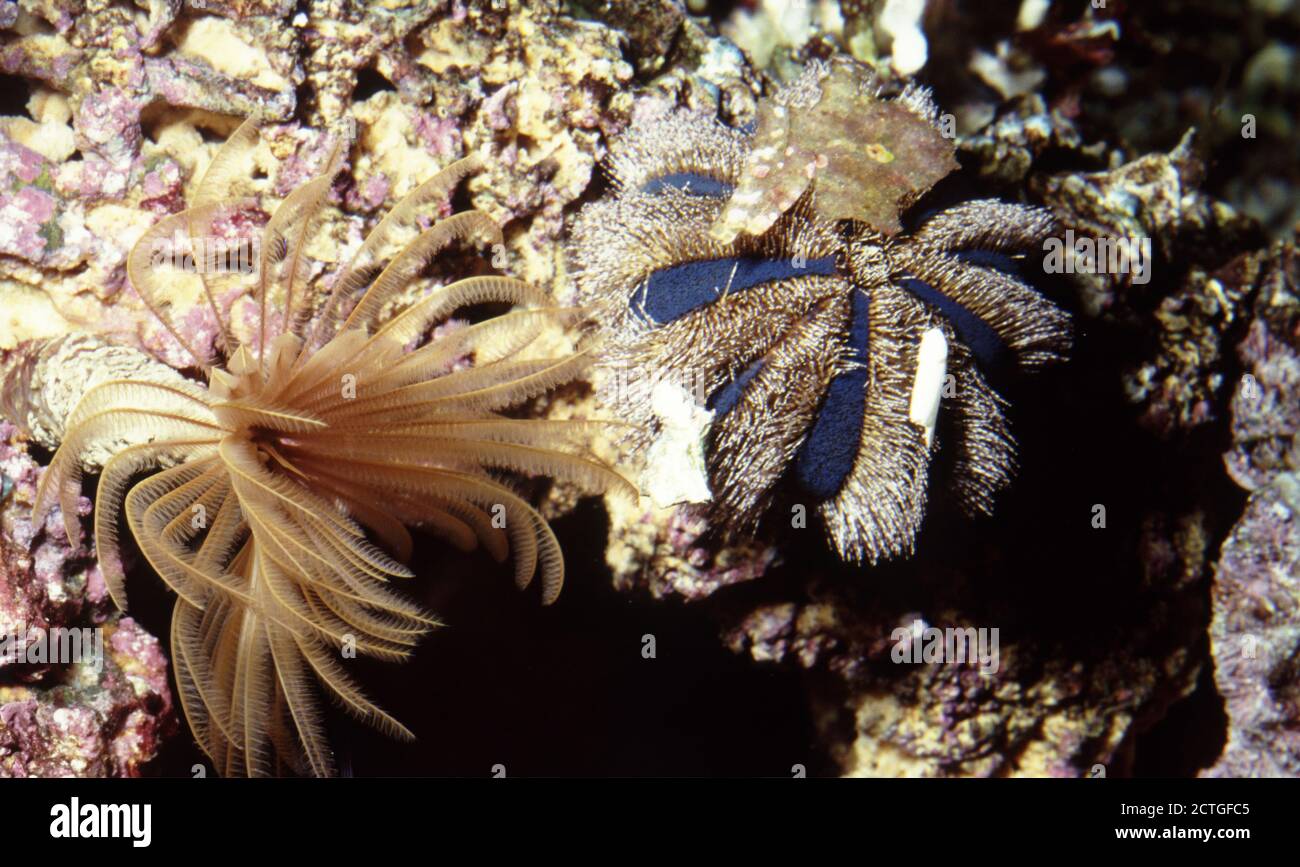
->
left=0, top=73, right=32, bottom=118
left=1132, top=664, right=1228, bottom=776
left=345, top=498, right=818, bottom=777
left=352, top=66, right=395, bottom=102
left=141, top=497, right=818, bottom=776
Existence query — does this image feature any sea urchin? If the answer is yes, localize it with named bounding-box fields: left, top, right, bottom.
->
left=571, top=59, right=1070, bottom=564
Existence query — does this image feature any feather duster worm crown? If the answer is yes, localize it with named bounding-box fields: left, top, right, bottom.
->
left=33, top=118, right=633, bottom=776
left=571, top=59, right=1070, bottom=564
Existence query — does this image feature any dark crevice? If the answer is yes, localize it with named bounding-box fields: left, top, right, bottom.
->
left=0, top=73, right=32, bottom=118
left=352, top=66, right=396, bottom=102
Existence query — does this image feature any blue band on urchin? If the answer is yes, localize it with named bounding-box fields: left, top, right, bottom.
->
left=793, top=287, right=872, bottom=501
left=633, top=255, right=839, bottom=324
left=707, top=355, right=766, bottom=418
left=950, top=248, right=1022, bottom=275
left=897, top=276, right=1008, bottom=370
left=641, top=172, right=735, bottom=198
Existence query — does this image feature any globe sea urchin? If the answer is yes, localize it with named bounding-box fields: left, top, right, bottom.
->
left=571, top=59, right=1070, bottom=564
left=33, top=118, right=633, bottom=776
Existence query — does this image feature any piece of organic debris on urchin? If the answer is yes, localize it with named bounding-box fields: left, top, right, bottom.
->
left=710, top=58, right=958, bottom=242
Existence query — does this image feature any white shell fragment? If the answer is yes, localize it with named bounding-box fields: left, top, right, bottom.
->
left=908, top=326, right=948, bottom=447
left=641, top=379, right=715, bottom=508
left=881, top=0, right=929, bottom=76
left=1017, top=0, right=1051, bottom=31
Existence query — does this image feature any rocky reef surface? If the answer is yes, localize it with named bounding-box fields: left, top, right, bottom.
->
left=1, top=420, right=173, bottom=776
left=0, top=0, right=1297, bottom=775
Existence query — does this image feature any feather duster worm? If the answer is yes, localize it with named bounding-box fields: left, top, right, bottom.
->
left=571, top=59, right=1070, bottom=564
left=33, top=118, right=633, bottom=776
